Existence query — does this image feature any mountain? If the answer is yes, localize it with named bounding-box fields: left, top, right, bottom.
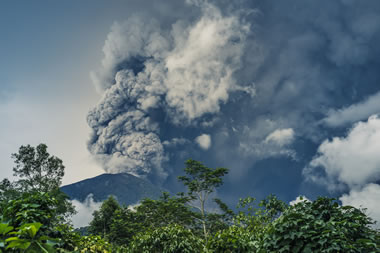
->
left=61, top=173, right=166, bottom=206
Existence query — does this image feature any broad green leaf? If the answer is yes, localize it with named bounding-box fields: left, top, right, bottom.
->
left=20, top=222, right=42, bottom=238
left=6, top=240, right=31, bottom=250
left=0, top=224, right=13, bottom=235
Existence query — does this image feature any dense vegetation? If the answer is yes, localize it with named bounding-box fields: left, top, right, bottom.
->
left=1, top=144, right=379, bottom=252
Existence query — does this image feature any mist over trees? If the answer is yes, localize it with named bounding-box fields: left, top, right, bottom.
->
left=0, top=144, right=379, bottom=252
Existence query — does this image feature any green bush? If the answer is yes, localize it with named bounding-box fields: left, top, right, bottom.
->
left=73, top=235, right=114, bottom=253
left=207, top=226, right=259, bottom=252
left=1, top=222, right=56, bottom=253
left=262, top=197, right=380, bottom=252
left=128, top=224, right=204, bottom=253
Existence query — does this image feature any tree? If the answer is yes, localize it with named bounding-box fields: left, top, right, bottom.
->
left=108, top=207, right=145, bottom=246
left=0, top=144, right=75, bottom=221
left=178, top=159, right=228, bottom=242
left=89, top=196, right=121, bottom=238
left=107, top=192, right=198, bottom=246
left=11, top=143, right=64, bottom=192
left=134, top=192, right=197, bottom=229
left=0, top=178, right=18, bottom=204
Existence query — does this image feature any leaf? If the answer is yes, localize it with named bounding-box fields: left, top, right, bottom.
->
left=0, top=224, right=13, bottom=235
left=5, top=237, right=20, bottom=242
left=302, top=245, right=313, bottom=253
left=20, top=222, right=42, bottom=238
left=6, top=240, right=31, bottom=250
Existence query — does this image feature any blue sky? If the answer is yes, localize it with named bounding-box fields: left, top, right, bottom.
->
left=0, top=0, right=193, bottom=183
left=0, top=0, right=133, bottom=183
left=1, top=0, right=380, bottom=225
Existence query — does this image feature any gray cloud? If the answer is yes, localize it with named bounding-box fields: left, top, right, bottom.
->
left=90, top=16, right=170, bottom=92
left=87, top=1, right=251, bottom=179
left=87, top=0, right=380, bottom=205
left=163, top=137, right=191, bottom=147
left=265, top=128, right=295, bottom=147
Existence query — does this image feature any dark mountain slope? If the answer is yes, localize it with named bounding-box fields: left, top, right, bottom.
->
left=61, top=173, right=165, bottom=206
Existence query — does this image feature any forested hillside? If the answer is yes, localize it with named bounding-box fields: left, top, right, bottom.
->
left=1, top=144, right=379, bottom=252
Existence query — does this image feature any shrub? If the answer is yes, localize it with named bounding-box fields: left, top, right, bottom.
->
left=128, top=224, right=203, bottom=253
left=262, top=197, right=380, bottom=252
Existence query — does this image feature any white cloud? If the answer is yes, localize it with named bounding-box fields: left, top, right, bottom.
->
left=238, top=121, right=296, bottom=160
left=127, top=202, right=141, bottom=212
left=163, top=137, right=190, bottom=147
left=71, top=194, right=102, bottom=228
left=304, top=115, right=380, bottom=190
left=289, top=195, right=311, bottom=206
left=340, top=183, right=380, bottom=229
left=195, top=134, right=212, bottom=150
left=324, top=91, right=380, bottom=127
left=265, top=128, right=295, bottom=146
left=164, top=3, right=250, bottom=122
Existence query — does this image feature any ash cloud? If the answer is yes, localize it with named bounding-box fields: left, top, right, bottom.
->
left=87, top=0, right=380, bottom=205
left=87, top=1, right=251, bottom=179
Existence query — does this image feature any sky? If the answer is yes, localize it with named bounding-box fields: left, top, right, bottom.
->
left=1, top=0, right=380, bottom=226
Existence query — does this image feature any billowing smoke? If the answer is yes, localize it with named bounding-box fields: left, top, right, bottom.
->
left=87, top=0, right=380, bottom=217
left=87, top=0, right=251, bottom=179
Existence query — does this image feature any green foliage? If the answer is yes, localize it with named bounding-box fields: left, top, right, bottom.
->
left=1, top=144, right=75, bottom=221
left=5, top=222, right=56, bottom=253
left=53, top=224, right=82, bottom=252
left=108, top=192, right=198, bottom=246
left=0, top=179, right=18, bottom=204
left=128, top=224, right=203, bottom=253
left=178, top=159, right=229, bottom=242
left=107, top=207, right=144, bottom=246
left=88, top=196, right=121, bottom=238
left=1, top=156, right=378, bottom=253
left=135, top=192, right=197, bottom=229
left=178, top=160, right=228, bottom=198
left=205, top=198, right=234, bottom=236
left=73, top=235, right=116, bottom=253
left=11, top=144, right=64, bottom=193
left=262, top=197, right=380, bottom=252
left=2, top=192, right=60, bottom=230
left=0, top=223, right=14, bottom=252
left=0, top=222, right=57, bottom=253
left=0, top=192, right=71, bottom=252
left=0, top=192, right=80, bottom=253
left=207, top=225, right=259, bottom=253
left=235, top=195, right=287, bottom=240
